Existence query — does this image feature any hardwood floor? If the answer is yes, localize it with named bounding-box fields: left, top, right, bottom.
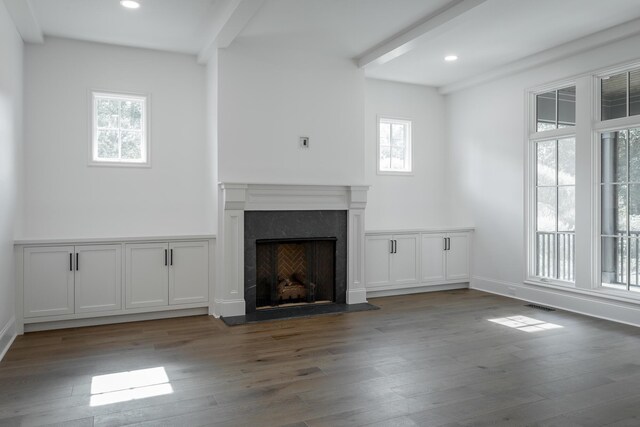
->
left=1, top=289, right=640, bottom=426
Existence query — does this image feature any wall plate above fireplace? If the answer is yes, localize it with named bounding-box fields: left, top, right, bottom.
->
left=299, top=136, right=310, bottom=149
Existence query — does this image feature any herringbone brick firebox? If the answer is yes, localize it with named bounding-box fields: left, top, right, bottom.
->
left=255, top=238, right=336, bottom=308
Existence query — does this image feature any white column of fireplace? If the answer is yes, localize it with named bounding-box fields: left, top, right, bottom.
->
left=214, top=183, right=369, bottom=317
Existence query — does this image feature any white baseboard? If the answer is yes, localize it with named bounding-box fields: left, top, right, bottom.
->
left=367, top=283, right=468, bottom=298
left=214, top=298, right=246, bottom=318
left=347, top=288, right=368, bottom=304
left=0, top=317, right=17, bottom=362
left=24, top=308, right=208, bottom=332
left=471, top=276, right=640, bottom=328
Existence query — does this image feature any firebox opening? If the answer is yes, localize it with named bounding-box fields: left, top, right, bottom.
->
left=256, top=237, right=336, bottom=309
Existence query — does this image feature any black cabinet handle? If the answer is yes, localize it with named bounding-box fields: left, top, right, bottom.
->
left=76, top=253, right=79, bottom=271
left=164, top=249, right=168, bottom=266
left=448, top=238, right=451, bottom=251
left=69, top=253, right=73, bottom=271
left=390, top=240, right=393, bottom=254
left=393, top=240, right=397, bottom=254
left=170, top=249, right=173, bottom=266
left=444, top=238, right=447, bottom=251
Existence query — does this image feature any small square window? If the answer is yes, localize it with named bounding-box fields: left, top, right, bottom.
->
left=535, top=86, right=575, bottom=131
left=90, top=91, right=148, bottom=166
left=378, top=117, right=412, bottom=174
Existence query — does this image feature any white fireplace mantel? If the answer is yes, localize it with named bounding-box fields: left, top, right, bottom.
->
left=215, top=183, right=369, bottom=318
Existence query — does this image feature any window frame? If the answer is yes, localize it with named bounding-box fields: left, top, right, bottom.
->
left=376, top=116, right=413, bottom=176
left=525, top=80, right=577, bottom=288
left=89, top=90, right=151, bottom=168
left=593, top=61, right=640, bottom=297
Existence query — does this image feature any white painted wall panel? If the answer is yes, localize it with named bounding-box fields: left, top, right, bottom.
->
left=0, top=1, right=23, bottom=352
left=218, top=39, right=365, bottom=185
left=23, top=38, right=210, bottom=238
left=364, top=79, right=448, bottom=230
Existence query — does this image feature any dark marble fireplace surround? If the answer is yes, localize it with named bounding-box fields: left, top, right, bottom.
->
left=244, top=210, right=347, bottom=313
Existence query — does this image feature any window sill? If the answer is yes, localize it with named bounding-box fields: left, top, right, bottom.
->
left=376, top=170, right=414, bottom=177
left=88, top=161, right=151, bottom=168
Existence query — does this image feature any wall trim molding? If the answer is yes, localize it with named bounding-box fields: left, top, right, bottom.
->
left=23, top=308, right=208, bottom=333
left=471, top=275, right=640, bottom=328
left=367, top=283, right=468, bottom=299
left=440, top=17, right=640, bottom=94
left=0, top=317, right=17, bottom=362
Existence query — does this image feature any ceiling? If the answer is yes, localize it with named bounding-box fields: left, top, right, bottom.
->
left=13, top=0, right=640, bottom=90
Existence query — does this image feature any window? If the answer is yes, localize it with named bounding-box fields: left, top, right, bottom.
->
left=528, top=84, right=576, bottom=284
left=527, top=62, right=640, bottom=297
left=601, top=70, right=640, bottom=120
left=378, top=117, right=412, bottom=174
left=535, top=138, right=576, bottom=281
left=536, top=86, right=576, bottom=131
left=91, top=91, right=148, bottom=166
left=600, top=127, right=640, bottom=293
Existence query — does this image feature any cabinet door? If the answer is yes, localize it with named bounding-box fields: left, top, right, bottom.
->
left=24, top=246, right=74, bottom=318
left=365, top=235, right=392, bottom=288
left=125, top=243, right=169, bottom=309
left=169, top=241, right=209, bottom=305
left=446, top=232, right=470, bottom=281
left=391, top=234, right=420, bottom=286
left=421, top=233, right=446, bottom=283
left=75, top=245, right=122, bottom=313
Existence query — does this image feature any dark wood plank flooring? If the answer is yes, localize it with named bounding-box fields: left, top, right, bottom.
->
left=1, top=289, right=640, bottom=426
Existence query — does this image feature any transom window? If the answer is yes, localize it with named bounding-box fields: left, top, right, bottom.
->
left=91, top=91, right=148, bottom=166
left=378, top=117, right=412, bottom=174
left=536, top=86, right=576, bottom=131
left=601, top=70, right=640, bottom=120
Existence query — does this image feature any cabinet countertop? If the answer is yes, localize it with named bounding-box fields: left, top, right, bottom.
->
left=14, top=234, right=217, bottom=246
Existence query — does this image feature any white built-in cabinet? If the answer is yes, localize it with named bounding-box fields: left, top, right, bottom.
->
left=126, top=241, right=209, bottom=309
left=365, top=234, right=419, bottom=289
left=18, top=237, right=213, bottom=330
left=24, top=245, right=121, bottom=318
left=365, top=229, right=472, bottom=294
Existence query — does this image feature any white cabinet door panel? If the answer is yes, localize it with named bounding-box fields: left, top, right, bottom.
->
left=446, top=233, right=470, bottom=281
left=421, top=234, right=446, bottom=283
left=126, top=243, right=169, bottom=309
left=24, top=246, right=74, bottom=318
left=169, top=241, right=209, bottom=305
left=365, top=235, right=391, bottom=288
left=75, top=245, right=122, bottom=313
left=391, top=234, right=420, bottom=286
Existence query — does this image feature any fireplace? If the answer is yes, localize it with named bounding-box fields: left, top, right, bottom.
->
left=216, top=183, right=368, bottom=318
left=244, top=210, right=347, bottom=313
left=256, top=238, right=336, bottom=308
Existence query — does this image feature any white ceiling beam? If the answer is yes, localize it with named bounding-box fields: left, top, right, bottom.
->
left=3, top=0, right=43, bottom=43
left=439, top=16, right=640, bottom=94
left=356, top=0, right=487, bottom=69
left=197, top=0, right=264, bottom=64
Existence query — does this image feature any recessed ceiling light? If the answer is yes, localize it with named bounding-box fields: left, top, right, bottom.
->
left=444, top=55, right=458, bottom=62
left=120, top=0, right=140, bottom=9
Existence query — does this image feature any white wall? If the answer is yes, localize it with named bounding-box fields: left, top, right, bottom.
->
left=365, top=79, right=448, bottom=230
left=218, top=39, right=365, bottom=185
left=446, top=33, right=640, bottom=324
left=0, top=1, right=23, bottom=355
left=23, top=38, right=211, bottom=239
left=205, top=50, right=218, bottom=234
